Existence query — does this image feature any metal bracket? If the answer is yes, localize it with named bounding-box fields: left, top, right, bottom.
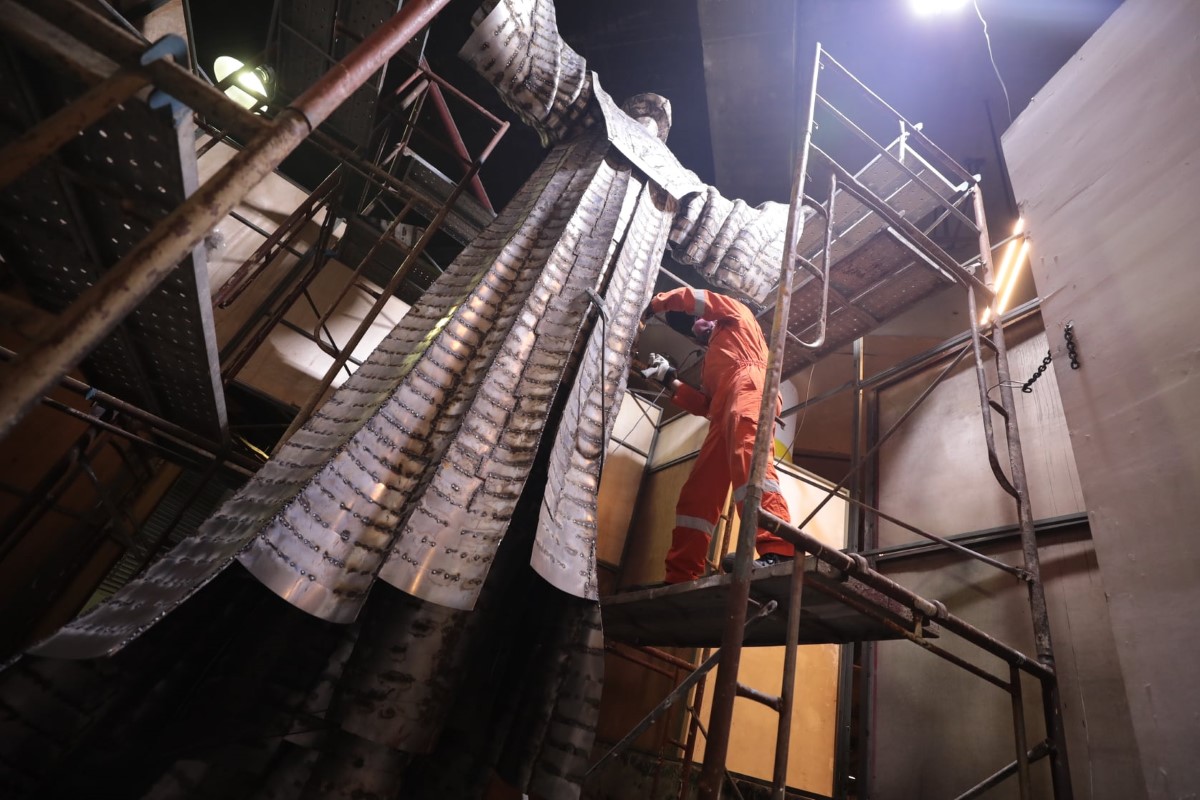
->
left=139, top=34, right=191, bottom=124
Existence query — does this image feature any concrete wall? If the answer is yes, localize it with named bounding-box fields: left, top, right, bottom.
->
left=1003, top=0, right=1200, bottom=796
left=867, top=318, right=1147, bottom=798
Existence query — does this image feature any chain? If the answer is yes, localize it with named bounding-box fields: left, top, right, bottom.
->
left=1021, top=350, right=1053, bottom=393
left=1021, top=322, right=1081, bottom=393
left=1064, top=322, right=1080, bottom=369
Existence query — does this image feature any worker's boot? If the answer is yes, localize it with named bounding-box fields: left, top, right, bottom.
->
left=720, top=551, right=792, bottom=574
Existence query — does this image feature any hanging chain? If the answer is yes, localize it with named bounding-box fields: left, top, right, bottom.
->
left=1021, top=322, right=1081, bottom=393
left=1064, top=322, right=1080, bottom=369
left=1022, top=351, right=1053, bottom=393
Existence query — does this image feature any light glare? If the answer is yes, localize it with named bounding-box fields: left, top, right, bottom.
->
left=910, top=0, right=969, bottom=16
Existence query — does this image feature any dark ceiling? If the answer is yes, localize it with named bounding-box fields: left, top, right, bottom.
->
left=191, top=0, right=1121, bottom=220
left=190, top=0, right=1123, bottom=339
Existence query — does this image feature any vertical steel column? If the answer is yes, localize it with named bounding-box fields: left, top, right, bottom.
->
left=971, top=186, right=1073, bottom=799
left=771, top=553, right=807, bottom=799
left=1009, top=666, right=1032, bottom=799
left=697, top=41, right=823, bottom=800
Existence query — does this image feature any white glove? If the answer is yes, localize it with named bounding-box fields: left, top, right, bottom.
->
left=640, top=353, right=674, bottom=382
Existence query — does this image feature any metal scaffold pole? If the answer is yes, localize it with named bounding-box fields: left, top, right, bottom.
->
left=697, top=40, right=824, bottom=800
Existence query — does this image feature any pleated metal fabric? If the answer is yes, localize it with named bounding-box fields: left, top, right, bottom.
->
left=3, top=1, right=801, bottom=797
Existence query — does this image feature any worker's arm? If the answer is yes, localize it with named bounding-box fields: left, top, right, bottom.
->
left=648, top=287, right=743, bottom=322
left=671, top=381, right=711, bottom=418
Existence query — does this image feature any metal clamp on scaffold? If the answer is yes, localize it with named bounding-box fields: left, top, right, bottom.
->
left=139, top=35, right=190, bottom=123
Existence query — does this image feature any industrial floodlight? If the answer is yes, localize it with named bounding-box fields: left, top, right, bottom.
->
left=213, top=55, right=271, bottom=111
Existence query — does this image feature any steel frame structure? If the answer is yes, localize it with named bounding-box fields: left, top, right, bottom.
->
left=0, top=0, right=508, bottom=610
left=702, top=44, right=1069, bottom=800
left=595, top=45, right=1071, bottom=800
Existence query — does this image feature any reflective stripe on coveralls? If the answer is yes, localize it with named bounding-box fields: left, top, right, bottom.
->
left=675, top=515, right=716, bottom=535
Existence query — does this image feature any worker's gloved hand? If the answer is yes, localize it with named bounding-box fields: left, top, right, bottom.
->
left=640, top=353, right=676, bottom=384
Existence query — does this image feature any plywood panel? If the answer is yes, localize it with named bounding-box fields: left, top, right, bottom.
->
left=1002, top=0, right=1200, bottom=794
left=650, top=413, right=708, bottom=468
left=596, top=393, right=661, bottom=569
left=617, top=460, right=711, bottom=589
left=691, top=464, right=845, bottom=795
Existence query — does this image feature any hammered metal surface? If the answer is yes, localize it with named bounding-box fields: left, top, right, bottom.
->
left=532, top=180, right=672, bottom=599
left=459, top=0, right=597, bottom=147
left=0, top=45, right=226, bottom=441
left=591, top=79, right=705, bottom=201
left=374, top=137, right=627, bottom=609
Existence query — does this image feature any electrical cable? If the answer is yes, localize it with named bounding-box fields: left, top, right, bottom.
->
left=777, top=360, right=818, bottom=465
left=973, top=0, right=1013, bottom=123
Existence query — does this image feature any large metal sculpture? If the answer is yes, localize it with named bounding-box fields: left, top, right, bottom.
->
left=1, top=1, right=794, bottom=797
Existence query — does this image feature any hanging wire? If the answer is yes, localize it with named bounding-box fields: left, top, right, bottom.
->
left=973, top=0, right=1013, bottom=123
left=777, top=360, right=819, bottom=465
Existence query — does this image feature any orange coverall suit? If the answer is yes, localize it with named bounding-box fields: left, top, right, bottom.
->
left=649, top=288, right=794, bottom=584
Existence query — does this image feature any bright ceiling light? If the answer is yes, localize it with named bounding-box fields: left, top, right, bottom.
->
left=910, top=0, right=970, bottom=15
left=213, top=56, right=270, bottom=111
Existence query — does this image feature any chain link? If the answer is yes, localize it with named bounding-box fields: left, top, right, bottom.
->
left=1020, top=322, right=1081, bottom=393
left=1064, top=322, right=1080, bottom=369
left=1021, top=351, right=1053, bottom=393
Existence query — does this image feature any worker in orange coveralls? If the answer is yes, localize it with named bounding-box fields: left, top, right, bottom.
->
left=640, top=287, right=795, bottom=584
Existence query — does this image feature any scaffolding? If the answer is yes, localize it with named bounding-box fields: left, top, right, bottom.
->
left=0, top=3, right=1072, bottom=796
left=598, top=45, right=1072, bottom=800
left=0, top=0, right=506, bottom=600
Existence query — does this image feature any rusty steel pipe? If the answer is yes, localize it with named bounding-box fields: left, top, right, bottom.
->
left=814, top=144, right=994, bottom=302
left=966, top=286, right=1020, bottom=498
left=974, top=183, right=1074, bottom=800
left=310, top=195, right=419, bottom=335
left=40, top=396, right=253, bottom=478
left=808, top=573, right=1011, bottom=691
left=0, top=1, right=119, bottom=85
left=275, top=155, right=484, bottom=447
left=818, top=48, right=976, bottom=187
left=952, top=741, right=1052, bottom=800
left=771, top=554, right=806, bottom=799
left=758, top=509, right=1055, bottom=683
left=1010, top=665, right=1033, bottom=798
left=788, top=341, right=974, bottom=540
left=25, top=0, right=269, bottom=143
left=425, top=76, right=494, bottom=213
left=0, top=0, right=452, bottom=440
left=214, top=168, right=342, bottom=308
left=587, top=601, right=779, bottom=781
left=0, top=345, right=260, bottom=473
left=222, top=204, right=342, bottom=383
left=735, top=682, right=782, bottom=712
left=605, top=642, right=679, bottom=680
